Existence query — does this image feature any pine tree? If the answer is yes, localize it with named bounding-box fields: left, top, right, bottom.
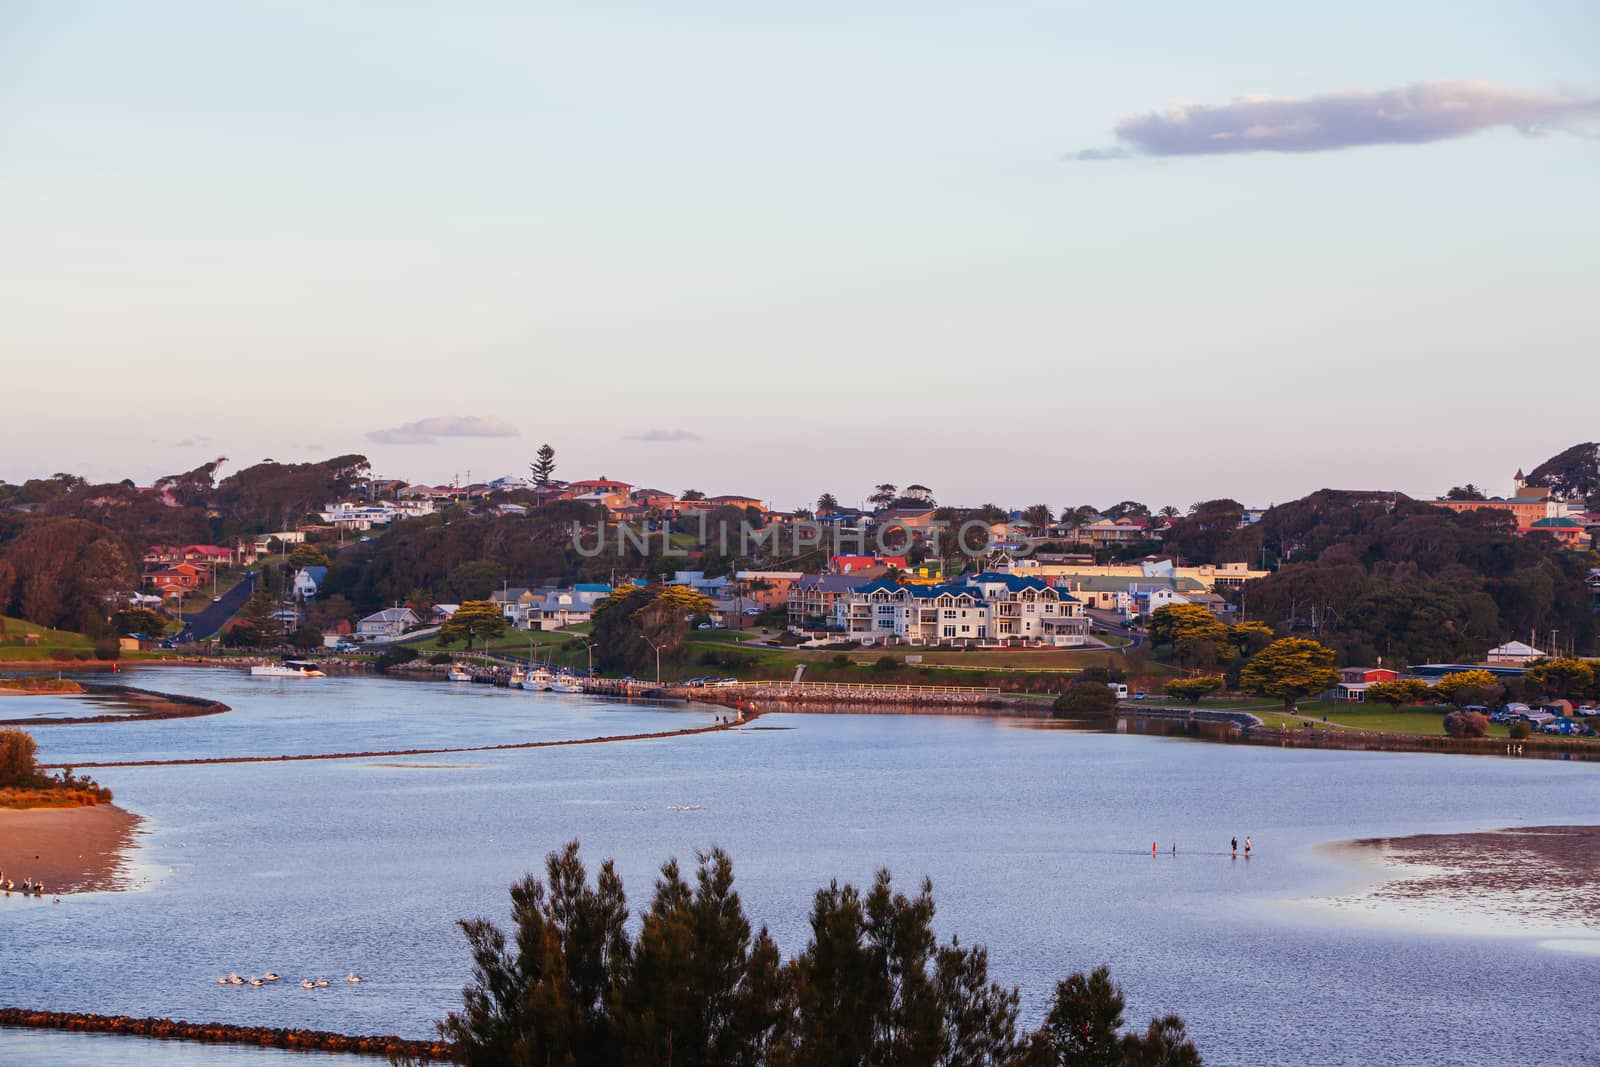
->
left=530, top=444, right=557, bottom=488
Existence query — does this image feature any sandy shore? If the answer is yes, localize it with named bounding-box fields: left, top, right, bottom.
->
left=0, top=804, right=143, bottom=894
left=1305, top=825, right=1600, bottom=951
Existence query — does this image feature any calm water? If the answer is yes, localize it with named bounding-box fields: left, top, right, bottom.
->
left=3, top=667, right=1598, bottom=1066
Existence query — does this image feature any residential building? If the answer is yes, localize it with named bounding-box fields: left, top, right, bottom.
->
left=788, top=574, right=877, bottom=630
left=734, top=571, right=804, bottom=611
left=831, top=572, right=1090, bottom=648
left=356, top=607, right=421, bottom=639
left=1329, top=666, right=1399, bottom=702
left=292, top=566, right=327, bottom=601
left=491, top=584, right=613, bottom=631
left=146, top=563, right=204, bottom=597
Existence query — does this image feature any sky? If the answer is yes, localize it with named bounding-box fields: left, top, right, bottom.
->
left=1, top=1, right=1596, bottom=513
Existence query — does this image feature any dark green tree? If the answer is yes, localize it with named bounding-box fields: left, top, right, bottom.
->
left=530, top=444, right=558, bottom=488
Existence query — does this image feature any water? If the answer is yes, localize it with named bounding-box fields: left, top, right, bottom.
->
left=3, top=667, right=1598, bottom=1066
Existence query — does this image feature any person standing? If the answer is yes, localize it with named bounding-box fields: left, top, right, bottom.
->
left=1245, top=835, right=1252, bottom=857
left=1231, top=836, right=1237, bottom=857
left=1152, top=841, right=1157, bottom=857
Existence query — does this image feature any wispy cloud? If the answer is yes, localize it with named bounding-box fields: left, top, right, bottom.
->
left=623, top=428, right=703, bottom=442
left=367, top=415, right=520, bottom=445
left=1073, top=80, right=1600, bottom=160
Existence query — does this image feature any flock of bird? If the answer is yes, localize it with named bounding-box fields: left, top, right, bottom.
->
left=1, top=871, right=49, bottom=897
left=215, top=971, right=363, bottom=988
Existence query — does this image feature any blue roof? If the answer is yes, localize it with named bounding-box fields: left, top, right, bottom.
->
left=574, top=583, right=611, bottom=592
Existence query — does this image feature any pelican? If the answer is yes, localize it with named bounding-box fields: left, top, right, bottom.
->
left=249, top=978, right=264, bottom=987
left=216, top=977, right=228, bottom=985
left=314, top=977, right=331, bottom=988
left=262, top=972, right=280, bottom=981
left=229, top=972, right=244, bottom=986
left=300, top=978, right=315, bottom=989
left=346, top=972, right=363, bottom=984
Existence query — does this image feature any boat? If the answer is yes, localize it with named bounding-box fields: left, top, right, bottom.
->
left=508, top=666, right=525, bottom=687
left=446, top=665, right=473, bottom=682
left=251, top=660, right=326, bottom=678
left=550, top=673, right=585, bottom=694
left=519, top=667, right=553, bottom=691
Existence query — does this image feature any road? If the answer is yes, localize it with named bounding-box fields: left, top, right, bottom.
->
left=179, top=572, right=257, bottom=641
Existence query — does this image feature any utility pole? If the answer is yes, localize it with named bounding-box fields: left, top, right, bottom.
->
left=640, top=634, right=662, bottom=686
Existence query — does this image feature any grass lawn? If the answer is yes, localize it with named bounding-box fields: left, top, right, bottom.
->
left=1, top=616, right=93, bottom=649
left=1198, top=697, right=1516, bottom=738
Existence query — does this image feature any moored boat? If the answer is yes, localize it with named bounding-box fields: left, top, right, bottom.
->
left=250, top=660, right=326, bottom=678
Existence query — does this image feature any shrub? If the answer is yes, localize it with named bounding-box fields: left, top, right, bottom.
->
left=831, top=654, right=851, bottom=669
left=1165, top=677, right=1222, bottom=704
left=1508, top=720, right=1531, bottom=740
left=872, top=655, right=898, bottom=672
left=0, top=727, right=39, bottom=786
left=93, top=636, right=123, bottom=661
left=427, top=652, right=453, bottom=665
left=1443, top=709, right=1489, bottom=739
left=1053, top=680, right=1118, bottom=716
left=375, top=645, right=420, bottom=672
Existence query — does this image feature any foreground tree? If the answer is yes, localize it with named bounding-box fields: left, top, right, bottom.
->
left=438, top=600, right=509, bottom=653
left=590, top=584, right=715, bottom=676
left=815, top=492, right=839, bottom=517
left=1239, top=638, right=1338, bottom=711
left=1525, top=658, right=1597, bottom=701
left=427, top=843, right=1200, bottom=1067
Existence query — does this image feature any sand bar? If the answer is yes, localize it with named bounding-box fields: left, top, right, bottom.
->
left=0, top=804, right=143, bottom=894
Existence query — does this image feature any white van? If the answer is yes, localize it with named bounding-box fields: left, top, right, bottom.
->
left=1112, top=684, right=1129, bottom=700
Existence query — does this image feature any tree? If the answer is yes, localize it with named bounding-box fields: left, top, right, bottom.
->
left=869, top=483, right=898, bottom=510
left=286, top=544, right=331, bottom=569
left=1443, top=708, right=1490, bottom=738
left=1148, top=604, right=1228, bottom=667
left=1165, top=677, right=1222, bottom=704
left=529, top=443, right=557, bottom=488
left=0, top=727, right=40, bottom=786
left=1445, top=484, right=1486, bottom=501
left=816, top=492, right=839, bottom=516
left=1022, top=504, right=1055, bottom=535
left=1101, top=500, right=1150, bottom=522
left=1053, top=680, right=1118, bottom=716
left=1225, top=621, right=1275, bottom=657
left=233, top=587, right=281, bottom=646
left=1364, top=679, right=1433, bottom=711
left=1431, top=670, right=1501, bottom=708
left=1239, top=638, right=1339, bottom=710
left=438, top=600, right=508, bottom=652
left=1525, top=658, right=1597, bottom=701
left=111, top=607, right=169, bottom=636
left=590, top=584, right=714, bottom=675
left=1157, top=506, right=1182, bottom=520
left=1525, top=441, right=1600, bottom=508
left=290, top=625, right=324, bottom=652
left=432, top=842, right=1197, bottom=1067
left=681, top=489, right=707, bottom=502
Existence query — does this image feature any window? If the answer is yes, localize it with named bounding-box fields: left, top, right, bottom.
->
left=960, top=624, right=971, bottom=634
left=942, top=625, right=956, bottom=638
left=943, top=609, right=957, bottom=619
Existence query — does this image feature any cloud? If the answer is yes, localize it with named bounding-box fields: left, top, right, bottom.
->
left=366, top=415, right=520, bottom=445
left=622, top=428, right=703, bottom=442
left=1073, top=80, right=1600, bottom=159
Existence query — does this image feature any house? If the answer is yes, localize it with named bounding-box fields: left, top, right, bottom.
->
left=733, top=571, right=804, bottom=611
left=669, top=571, right=733, bottom=597
left=829, top=555, right=908, bottom=577
left=292, top=566, right=327, bottom=601
left=1431, top=471, right=1577, bottom=533
left=432, top=604, right=460, bottom=621
left=1330, top=667, right=1400, bottom=702
left=564, top=478, right=633, bottom=500
left=787, top=574, right=877, bottom=630
left=146, top=563, right=204, bottom=597
left=356, top=607, right=421, bottom=640
left=491, top=584, right=612, bottom=631
left=1487, top=640, right=1545, bottom=665
left=706, top=494, right=764, bottom=512
left=1527, top=516, right=1588, bottom=547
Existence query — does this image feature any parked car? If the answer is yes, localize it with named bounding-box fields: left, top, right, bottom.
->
left=1576, top=705, right=1599, bottom=717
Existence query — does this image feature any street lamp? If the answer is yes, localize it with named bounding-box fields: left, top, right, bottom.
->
left=640, top=634, right=662, bottom=686
left=576, top=637, right=595, bottom=676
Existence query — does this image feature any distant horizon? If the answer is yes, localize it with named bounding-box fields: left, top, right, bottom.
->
left=0, top=441, right=1576, bottom=516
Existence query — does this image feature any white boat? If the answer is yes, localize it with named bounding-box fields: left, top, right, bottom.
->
left=550, top=673, right=585, bottom=694
left=446, top=665, right=473, bottom=682
left=519, top=667, right=553, bottom=691
left=251, top=660, right=326, bottom=678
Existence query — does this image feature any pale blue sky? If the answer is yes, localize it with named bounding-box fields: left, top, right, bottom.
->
left=2, top=2, right=1596, bottom=511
